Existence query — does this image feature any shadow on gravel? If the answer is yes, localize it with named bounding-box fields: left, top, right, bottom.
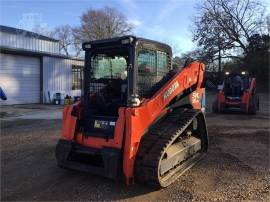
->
left=206, top=112, right=269, bottom=121
left=2, top=163, right=158, bottom=201
left=1, top=123, right=157, bottom=201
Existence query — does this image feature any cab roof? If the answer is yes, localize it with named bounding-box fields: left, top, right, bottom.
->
left=82, top=35, right=172, bottom=55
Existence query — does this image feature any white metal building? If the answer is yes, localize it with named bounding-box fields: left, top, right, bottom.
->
left=0, top=25, right=84, bottom=105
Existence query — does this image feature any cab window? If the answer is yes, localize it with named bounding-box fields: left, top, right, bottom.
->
left=137, top=49, right=169, bottom=97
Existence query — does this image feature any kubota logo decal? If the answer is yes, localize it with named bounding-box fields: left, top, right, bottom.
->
left=163, top=81, right=179, bottom=100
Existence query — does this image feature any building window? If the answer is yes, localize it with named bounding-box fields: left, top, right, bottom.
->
left=72, top=65, right=83, bottom=90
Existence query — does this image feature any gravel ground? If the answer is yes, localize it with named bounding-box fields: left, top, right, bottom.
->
left=1, top=92, right=269, bottom=201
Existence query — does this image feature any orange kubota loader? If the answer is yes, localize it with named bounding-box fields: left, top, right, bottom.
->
left=55, top=36, right=208, bottom=187
left=212, top=71, right=259, bottom=114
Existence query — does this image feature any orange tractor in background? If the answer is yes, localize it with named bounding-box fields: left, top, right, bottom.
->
left=212, top=71, right=259, bottom=114
left=55, top=36, right=208, bottom=187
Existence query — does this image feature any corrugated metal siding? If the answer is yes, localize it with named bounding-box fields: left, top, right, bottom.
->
left=43, top=57, right=84, bottom=91
left=0, top=31, right=60, bottom=54
left=43, top=56, right=84, bottom=103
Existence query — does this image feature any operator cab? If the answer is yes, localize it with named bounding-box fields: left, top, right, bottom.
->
left=88, top=49, right=128, bottom=116
left=82, top=36, right=172, bottom=138
left=223, top=71, right=250, bottom=99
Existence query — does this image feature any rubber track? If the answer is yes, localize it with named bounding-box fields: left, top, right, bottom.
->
left=134, top=108, right=200, bottom=187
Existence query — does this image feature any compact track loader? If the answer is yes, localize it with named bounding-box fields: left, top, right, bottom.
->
left=55, top=36, right=208, bottom=187
left=212, top=71, right=259, bottom=114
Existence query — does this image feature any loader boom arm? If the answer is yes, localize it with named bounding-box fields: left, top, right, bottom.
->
left=123, top=61, right=205, bottom=183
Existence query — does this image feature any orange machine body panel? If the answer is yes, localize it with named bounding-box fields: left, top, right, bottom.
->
left=59, top=62, right=205, bottom=184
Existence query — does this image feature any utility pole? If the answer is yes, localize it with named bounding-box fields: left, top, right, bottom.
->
left=218, top=34, right=222, bottom=81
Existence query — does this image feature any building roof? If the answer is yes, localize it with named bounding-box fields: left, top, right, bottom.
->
left=0, top=25, right=59, bottom=42
left=0, top=46, right=84, bottom=62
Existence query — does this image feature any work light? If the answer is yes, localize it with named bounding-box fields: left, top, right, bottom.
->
left=121, top=37, right=133, bottom=45
left=84, top=44, right=91, bottom=49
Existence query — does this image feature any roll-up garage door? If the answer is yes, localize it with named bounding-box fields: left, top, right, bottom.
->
left=0, top=53, right=40, bottom=105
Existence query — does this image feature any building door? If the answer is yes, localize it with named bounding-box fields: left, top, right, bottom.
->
left=0, top=53, right=40, bottom=105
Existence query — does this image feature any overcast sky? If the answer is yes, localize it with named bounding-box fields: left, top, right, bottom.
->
left=0, top=0, right=269, bottom=56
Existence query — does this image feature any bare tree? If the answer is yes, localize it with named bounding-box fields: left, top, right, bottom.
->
left=193, top=15, right=234, bottom=76
left=52, top=25, right=74, bottom=56
left=72, top=27, right=84, bottom=57
left=196, top=0, right=266, bottom=53
left=76, top=7, right=134, bottom=41
left=52, top=7, right=134, bottom=57
left=192, top=0, right=266, bottom=75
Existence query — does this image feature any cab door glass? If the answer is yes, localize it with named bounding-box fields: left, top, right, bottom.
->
left=137, top=49, right=169, bottom=98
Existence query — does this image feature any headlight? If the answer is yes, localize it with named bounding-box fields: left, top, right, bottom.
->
left=225, top=72, right=230, bottom=75
left=84, top=44, right=91, bottom=49
left=241, top=71, right=246, bottom=75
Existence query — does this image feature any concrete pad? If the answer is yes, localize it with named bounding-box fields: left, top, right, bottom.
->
left=17, top=110, right=62, bottom=120
left=0, top=104, right=63, bottom=120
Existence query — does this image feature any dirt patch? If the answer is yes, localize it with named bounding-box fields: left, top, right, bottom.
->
left=0, top=112, right=22, bottom=118
left=0, top=104, right=63, bottom=119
